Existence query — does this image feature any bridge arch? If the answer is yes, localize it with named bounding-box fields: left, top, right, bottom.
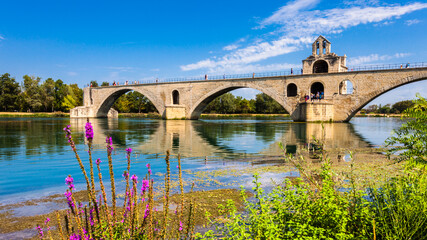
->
left=344, top=75, right=427, bottom=121
left=287, top=83, right=298, bottom=97
left=172, top=90, right=180, bottom=105
left=188, top=83, right=291, bottom=119
left=313, top=60, right=329, bottom=73
left=95, top=87, right=164, bottom=117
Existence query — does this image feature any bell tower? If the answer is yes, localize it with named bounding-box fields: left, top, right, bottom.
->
left=302, top=35, right=347, bottom=74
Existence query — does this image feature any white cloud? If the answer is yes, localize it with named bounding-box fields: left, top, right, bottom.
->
left=181, top=1, right=427, bottom=73
left=405, top=19, right=421, bottom=25
left=0, top=35, right=4, bottom=40
left=348, top=53, right=410, bottom=65
left=67, top=71, right=78, bottom=76
left=223, top=44, right=239, bottom=51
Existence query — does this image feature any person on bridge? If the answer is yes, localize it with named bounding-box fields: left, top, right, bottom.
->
left=205, top=74, right=208, bottom=80
left=406, top=63, right=410, bottom=68
left=252, top=72, right=255, bottom=78
left=291, top=68, right=293, bottom=75
left=320, top=91, right=324, bottom=100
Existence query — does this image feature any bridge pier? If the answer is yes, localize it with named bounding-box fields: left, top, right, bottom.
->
left=291, top=102, right=336, bottom=122
left=70, top=106, right=118, bottom=118
left=164, top=105, right=186, bottom=119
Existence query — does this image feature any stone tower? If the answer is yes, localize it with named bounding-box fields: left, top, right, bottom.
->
left=302, top=35, right=347, bottom=74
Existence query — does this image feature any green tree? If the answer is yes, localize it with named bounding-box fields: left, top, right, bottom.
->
left=387, top=94, right=427, bottom=165
left=22, top=75, right=43, bottom=112
left=90, top=80, right=99, bottom=87
left=54, top=79, right=68, bottom=112
left=61, top=84, right=83, bottom=111
left=0, top=73, right=21, bottom=111
left=255, top=93, right=286, bottom=114
left=101, top=81, right=110, bottom=87
left=41, top=78, right=55, bottom=112
left=391, top=100, right=414, bottom=113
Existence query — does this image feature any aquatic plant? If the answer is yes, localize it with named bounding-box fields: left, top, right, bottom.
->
left=36, top=120, right=196, bottom=239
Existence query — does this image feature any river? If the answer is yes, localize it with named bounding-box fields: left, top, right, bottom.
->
left=0, top=117, right=404, bottom=205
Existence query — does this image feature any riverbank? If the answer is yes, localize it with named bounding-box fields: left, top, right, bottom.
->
left=0, top=112, right=405, bottom=119
left=0, top=112, right=69, bottom=118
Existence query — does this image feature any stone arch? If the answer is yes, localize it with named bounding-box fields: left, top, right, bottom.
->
left=189, top=84, right=291, bottom=119
left=339, top=80, right=354, bottom=94
left=287, top=83, right=298, bottom=97
left=344, top=76, right=427, bottom=122
left=310, top=82, right=324, bottom=96
left=172, top=90, right=180, bottom=105
left=95, top=87, right=163, bottom=117
left=313, top=60, right=329, bottom=73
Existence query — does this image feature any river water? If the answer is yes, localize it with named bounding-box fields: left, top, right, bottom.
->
left=0, top=117, right=404, bottom=205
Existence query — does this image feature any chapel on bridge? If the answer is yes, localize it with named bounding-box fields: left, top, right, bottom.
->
left=302, top=35, right=348, bottom=74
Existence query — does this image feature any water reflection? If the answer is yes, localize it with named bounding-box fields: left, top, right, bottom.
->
left=0, top=117, right=402, bottom=200
left=70, top=119, right=372, bottom=159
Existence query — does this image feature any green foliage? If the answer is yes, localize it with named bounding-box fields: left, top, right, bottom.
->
left=113, top=91, right=157, bottom=113
left=204, top=92, right=286, bottom=114
left=0, top=73, right=20, bottom=111
left=386, top=94, right=427, bottom=165
left=101, top=81, right=110, bottom=86
left=391, top=100, right=414, bottom=114
left=255, top=93, right=286, bottom=114
left=198, top=158, right=373, bottom=239
left=368, top=172, right=427, bottom=239
left=90, top=80, right=99, bottom=87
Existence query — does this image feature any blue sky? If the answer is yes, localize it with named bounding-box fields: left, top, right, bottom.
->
left=0, top=0, right=426, bottom=106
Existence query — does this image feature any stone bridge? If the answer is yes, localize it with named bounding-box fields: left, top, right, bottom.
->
left=70, top=36, right=427, bottom=122
left=71, top=67, right=427, bottom=122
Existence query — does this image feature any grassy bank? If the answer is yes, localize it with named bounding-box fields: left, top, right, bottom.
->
left=118, top=112, right=162, bottom=118
left=200, top=113, right=290, bottom=119
left=0, top=112, right=69, bottom=118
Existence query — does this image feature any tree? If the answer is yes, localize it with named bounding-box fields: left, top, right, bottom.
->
left=386, top=94, right=427, bottom=165
left=22, top=75, right=43, bottom=112
left=90, top=80, right=99, bottom=87
left=255, top=93, right=286, bottom=114
left=0, top=73, right=20, bottom=111
left=62, top=84, right=83, bottom=111
left=101, top=81, right=110, bottom=87
left=55, top=79, right=68, bottom=112
left=391, top=100, right=414, bottom=113
left=41, top=78, right=55, bottom=112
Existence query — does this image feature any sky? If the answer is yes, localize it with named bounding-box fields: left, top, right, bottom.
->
left=0, top=0, right=426, bottom=106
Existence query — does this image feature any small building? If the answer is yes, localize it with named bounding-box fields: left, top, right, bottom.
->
left=302, top=35, right=347, bottom=74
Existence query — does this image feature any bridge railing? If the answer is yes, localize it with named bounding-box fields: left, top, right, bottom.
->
left=94, top=62, right=426, bottom=87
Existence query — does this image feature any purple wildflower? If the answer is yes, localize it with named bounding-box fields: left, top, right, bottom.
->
left=89, top=208, right=95, bottom=226
left=36, top=225, right=43, bottom=238
left=122, top=171, right=129, bottom=180
left=144, top=204, right=150, bottom=219
left=106, top=136, right=113, bottom=154
left=65, top=191, right=75, bottom=210
left=141, top=179, right=149, bottom=194
left=131, top=174, right=138, bottom=183
left=126, top=148, right=132, bottom=154
left=179, top=221, right=183, bottom=231
left=96, top=158, right=101, bottom=165
left=85, top=122, right=94, bottom=141
left=45, top=217, right=50, bottom=225
left=65, top=176, right=75, bottom=190
left=63, top=125, right=75, bottom=149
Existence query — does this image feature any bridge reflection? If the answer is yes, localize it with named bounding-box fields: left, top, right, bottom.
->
left=70, top=119, right=372, bottom=162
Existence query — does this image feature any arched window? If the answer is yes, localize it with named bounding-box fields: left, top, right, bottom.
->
left=339, top=80, right=354, bottom=94
left=172, top=90, right=179, bottom=105
left=311, top=82, right=324, bottom=96
left=313, top=60, right=328, bottom=73
left=287, top=83, right=298, bottom=97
